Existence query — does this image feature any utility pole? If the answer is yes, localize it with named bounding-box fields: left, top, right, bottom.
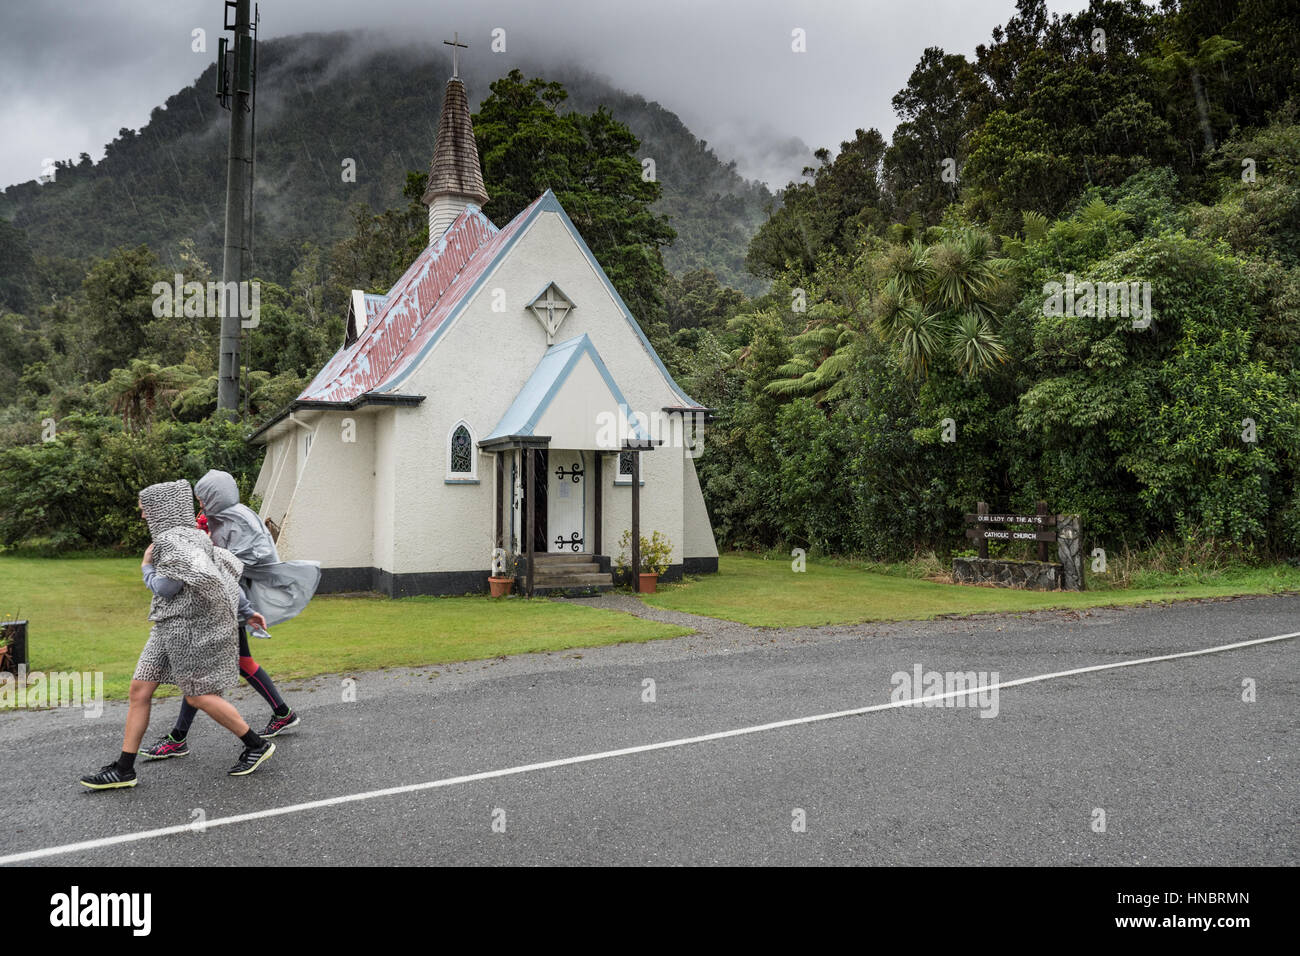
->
left=217, top=0, right=252, bottom=413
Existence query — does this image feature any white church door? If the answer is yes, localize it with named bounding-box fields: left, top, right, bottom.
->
left=547, top=451, right=586, bottom=553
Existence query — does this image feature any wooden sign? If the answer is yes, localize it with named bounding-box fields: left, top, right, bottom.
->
left=965, top=528, right=1057, bottom=542
left=965, top=500, right=1056, bottom=561
left=964, top=513, right=1056, bottom=525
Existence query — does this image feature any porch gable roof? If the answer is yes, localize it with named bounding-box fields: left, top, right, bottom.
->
left=483, top=333, right=649, bottom=447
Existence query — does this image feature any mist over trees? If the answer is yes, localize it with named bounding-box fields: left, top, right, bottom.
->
left=2, top=0, right=1299, bottom=561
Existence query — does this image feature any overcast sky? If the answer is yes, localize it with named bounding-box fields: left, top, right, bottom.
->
left=3, top=0, right=1089, bottom=191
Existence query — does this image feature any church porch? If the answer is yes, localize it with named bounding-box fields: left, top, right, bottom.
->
left=482, top=438, right=656, bottom=597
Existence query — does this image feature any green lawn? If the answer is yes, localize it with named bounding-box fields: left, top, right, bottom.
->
left=642, top=553, right=1300, bottom=627
left=0, top=555, right=690, bottom=699
left=7, top=552, right=1297, bottom=699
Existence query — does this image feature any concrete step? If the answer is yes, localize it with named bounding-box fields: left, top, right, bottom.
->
left=533, top=583, right=614, bottom=597
left=535, top=552, right=599, bottom=563
left=531, top=571, right=612, bottom=587
left=536, top=562, right=601, bottom=577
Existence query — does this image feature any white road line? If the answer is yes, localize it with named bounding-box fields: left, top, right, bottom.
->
left=3, top=631, right=1296, bottom=865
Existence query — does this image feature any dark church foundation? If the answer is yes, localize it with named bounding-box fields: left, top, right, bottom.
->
left=318, top=567, right=491, bottom=598
left=318, top=557, right=719, bottom=598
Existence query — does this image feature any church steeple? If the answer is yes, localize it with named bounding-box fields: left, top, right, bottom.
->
left=422, top=34, right=489, bottom=242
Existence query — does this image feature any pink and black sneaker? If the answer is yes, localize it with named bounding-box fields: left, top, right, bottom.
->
left=260, top=710, right=300, bottom=738
left=142, top=734, right=190, bottom=759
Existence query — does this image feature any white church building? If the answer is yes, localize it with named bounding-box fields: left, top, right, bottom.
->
left=250, top=60, right=718, bottom=596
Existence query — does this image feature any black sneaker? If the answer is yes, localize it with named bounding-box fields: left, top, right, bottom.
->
left=260, top=710, right=300, bottom=738
left=142, top=734, right=190, bottom=759
left=228, top=740, right=276, bottom=776
left=80, top=763, right=138, bottom=790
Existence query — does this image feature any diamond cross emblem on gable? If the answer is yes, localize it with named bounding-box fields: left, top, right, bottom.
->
left=528, top=283, right=573, bottom=344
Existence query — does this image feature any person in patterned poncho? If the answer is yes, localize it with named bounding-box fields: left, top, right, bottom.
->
left=80, top=480, right=278, bottom=789
left=142, top=468, right=319, bottom=759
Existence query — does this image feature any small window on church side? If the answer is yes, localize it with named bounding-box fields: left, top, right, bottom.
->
left=615, top=450, right=642, bottom=484
left=446, top=421, right=477, bottom=482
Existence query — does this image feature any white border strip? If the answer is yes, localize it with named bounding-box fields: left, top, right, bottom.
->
left=4, top=631, right=1296, bottom=865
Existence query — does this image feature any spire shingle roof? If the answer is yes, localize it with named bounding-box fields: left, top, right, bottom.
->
left=421, top=77, right=489, bottom=207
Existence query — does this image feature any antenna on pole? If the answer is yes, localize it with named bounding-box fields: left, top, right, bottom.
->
left=242, top=2, right=259, bottom=423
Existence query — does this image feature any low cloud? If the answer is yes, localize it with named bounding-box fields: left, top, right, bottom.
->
left=3, top=0, right=1086, bottom=192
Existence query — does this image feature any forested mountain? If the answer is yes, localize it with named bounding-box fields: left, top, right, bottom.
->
left=0, top=32, right=775, bottom=298
left=5, top=0, right=1300, bottom=566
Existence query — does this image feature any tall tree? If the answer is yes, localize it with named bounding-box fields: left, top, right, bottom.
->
left=884, top=48, right=988, bottom=226
left=745, top=128, right=890, bottom=282
left=963, top=0, right=1176, bottom=233
left=81, top=245, right=169, bottom=382
left=472, top=70, right=676, bottom=327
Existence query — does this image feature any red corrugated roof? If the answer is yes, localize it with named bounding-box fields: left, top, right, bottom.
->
left=362, top=294, right=386, bottom=323
left=298, top=197, right=543, bottom=403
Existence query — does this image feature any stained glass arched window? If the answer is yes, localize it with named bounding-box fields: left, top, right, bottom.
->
left=451, top=426, right=472, bottom=472
left=446, top=421, right=477, bottom=481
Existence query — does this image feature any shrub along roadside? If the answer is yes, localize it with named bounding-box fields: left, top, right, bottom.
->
left=0, top=415, right=261, bottom=551
left=736, top=537, right=1299, bottom=592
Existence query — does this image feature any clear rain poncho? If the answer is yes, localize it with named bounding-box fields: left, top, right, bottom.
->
left=137, top=479, right=243, bottom=695
left=194, top=470, right=320, bottom=627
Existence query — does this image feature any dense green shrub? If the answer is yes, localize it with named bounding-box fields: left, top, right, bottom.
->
left=0, top=415, right=262, bottom=551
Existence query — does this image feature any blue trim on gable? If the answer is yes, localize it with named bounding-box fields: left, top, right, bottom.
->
left=515, top=335, right=586, bottom=436
left=379, top=189, right=701, bottom=409
left=537, top=192, right=702, bottom=408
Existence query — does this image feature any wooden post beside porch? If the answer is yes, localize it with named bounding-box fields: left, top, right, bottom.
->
left=525, top=445, right=535, bottom=596
left=593, top=454, right=602, bottom=555
left=494, top=453, right=504, bottom=552
left=630, top=448, right=640, bottom=592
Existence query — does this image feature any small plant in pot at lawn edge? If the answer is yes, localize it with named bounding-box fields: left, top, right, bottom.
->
left=617, top=530, right=672, bottom=590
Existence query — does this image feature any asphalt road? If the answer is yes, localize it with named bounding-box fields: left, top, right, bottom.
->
left=1, top=593, right=1296, bottom=866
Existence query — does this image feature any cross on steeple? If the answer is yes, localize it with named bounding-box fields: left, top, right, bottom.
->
left=443, top=32, right=468, bottom=79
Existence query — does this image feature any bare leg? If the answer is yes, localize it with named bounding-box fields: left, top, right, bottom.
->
left=185, top=693, right=251, bottom=738
left=121, top=680, right=159, bottom=754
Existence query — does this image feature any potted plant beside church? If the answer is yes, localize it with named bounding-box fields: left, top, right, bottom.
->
left=617, top=530, right=672, bottom=594
left=488, top=549, right=517, bottom=598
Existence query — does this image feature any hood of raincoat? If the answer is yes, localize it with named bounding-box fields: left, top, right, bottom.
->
left=195, top=469, right=240, bottom=516
left=139, top=480, right=197, bottom=539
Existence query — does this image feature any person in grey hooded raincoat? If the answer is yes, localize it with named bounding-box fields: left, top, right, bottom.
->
left=196, top=469, right=320, bottom=626
left=142, top=470, right=320, bottom=759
